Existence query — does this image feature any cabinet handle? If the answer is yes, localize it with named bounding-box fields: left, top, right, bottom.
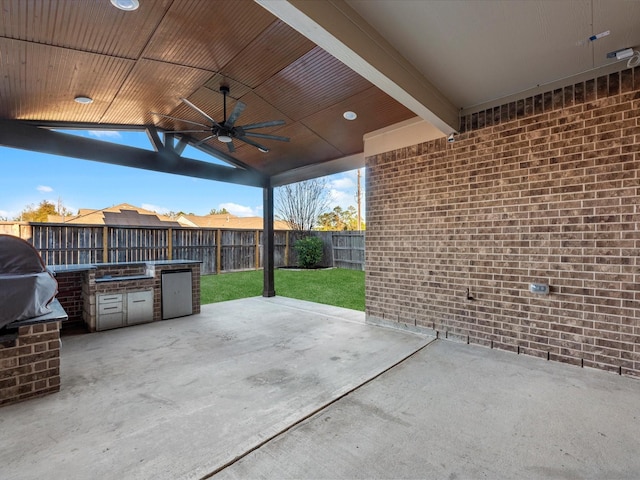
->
left=132, top=300, right=146, bottom=303
left=104, top=306, right=118, bottom=311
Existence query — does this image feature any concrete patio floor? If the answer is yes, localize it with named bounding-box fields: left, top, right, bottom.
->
left=2, top=296, right=639, bottom=480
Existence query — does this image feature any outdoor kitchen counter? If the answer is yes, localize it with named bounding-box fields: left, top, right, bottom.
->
left=48, top=260, right=200, bottom=273
left=45, top=261, right=202, bottom=332
left=48, top=264, right=96, bottom=274
left=4, top=298, right=68, bottom=328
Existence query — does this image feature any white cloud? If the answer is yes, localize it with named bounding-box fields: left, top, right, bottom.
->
left=329, top=176, right=355, bottom=190
left=88, top=130, right=122, bottom=139
left=141, top=203, right=170, bottom=215
left=37, top=185, right=53, bottom=193
left=219, top=202, right=257, bottom=217
left=328, top=188, right=353, bottom=207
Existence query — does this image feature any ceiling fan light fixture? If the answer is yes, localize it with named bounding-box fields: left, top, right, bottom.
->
left=217, top=134, right=233, bottom=143
left=343, top=111, right=357, bottom=121
left=110, top=0, right=139, bottom=11
left=74, top=96, right=93, bottom=104
left=258, top=147, right=269, bottom=153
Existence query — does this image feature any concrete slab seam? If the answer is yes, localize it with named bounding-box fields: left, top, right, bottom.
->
left=258, top=298, right=366, bottom=325
left=199, top=338, right=440, bottom=480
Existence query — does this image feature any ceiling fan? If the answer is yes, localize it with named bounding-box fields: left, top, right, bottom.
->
left=152, top=85, right=289, bottom=153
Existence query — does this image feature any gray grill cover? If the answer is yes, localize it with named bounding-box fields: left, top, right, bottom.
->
left=0, top=235, right=58, bottom=328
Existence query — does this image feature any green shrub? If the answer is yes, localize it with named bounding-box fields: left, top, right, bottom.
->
left=294, top=236, right=323, bottom=268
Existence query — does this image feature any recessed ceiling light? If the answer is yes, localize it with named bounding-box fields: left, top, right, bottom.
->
left=258, top=147, right=269, bottom=153
left=110, top=0, right=139, bottom=11
left=74, top=96, right=93, bottom=104
left=343, top=111, right=357, bottom=121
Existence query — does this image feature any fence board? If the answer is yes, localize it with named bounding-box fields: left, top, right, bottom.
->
left=173, top=228, right=217, bottom=273
left=331, top=231, right=365, bottom=270
left=6, top=223, right=365, bottom=274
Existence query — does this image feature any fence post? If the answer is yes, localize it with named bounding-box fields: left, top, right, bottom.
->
left=215, top=229, right=221, bottom=274
left=102, top=226, right=108, bottom=263
left=19, top=223, right=32, bottom=241
left=254, top=230, right=260, bottom=270
left=284, top=230, right=289, bottom=266
left=168, top=227, right=173, bottom=260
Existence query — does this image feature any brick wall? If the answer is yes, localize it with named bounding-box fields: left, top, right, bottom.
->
left=366, top=67, right=640, bottom=378
left=147, top=263, right=202, bottom=319
left=55, top=271, right=84, bottom=328
left=0, top=321, right=61, bottom=406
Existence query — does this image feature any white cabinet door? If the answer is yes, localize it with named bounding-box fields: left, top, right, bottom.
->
left=127, top=290, right=154, bottom=325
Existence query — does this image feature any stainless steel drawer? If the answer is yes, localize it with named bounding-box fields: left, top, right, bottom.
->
left=98, top=293, right=123, bottom=304
left=98, top=311, right=124, bottom=330
left=98, top=302, right=123, bottom=315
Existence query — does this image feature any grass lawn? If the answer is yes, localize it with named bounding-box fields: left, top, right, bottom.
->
left=200, top=268, right=365, bottom=311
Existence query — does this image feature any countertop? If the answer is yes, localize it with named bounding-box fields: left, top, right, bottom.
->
left=5, top=299, right=68, bottom=329
left=48, top=260, right=201, bottom=274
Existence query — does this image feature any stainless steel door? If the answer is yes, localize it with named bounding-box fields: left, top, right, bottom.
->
left=161, top=270, right=193, bottom=319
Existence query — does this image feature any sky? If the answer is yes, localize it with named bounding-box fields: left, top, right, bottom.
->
left=0, top=129, right=364, bottom=220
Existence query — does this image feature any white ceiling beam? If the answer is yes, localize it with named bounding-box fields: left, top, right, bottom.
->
left=256, top=0, right=459, bottom=135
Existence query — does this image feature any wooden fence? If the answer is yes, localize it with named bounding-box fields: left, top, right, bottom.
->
left=1, top=223, right=365, bottom=274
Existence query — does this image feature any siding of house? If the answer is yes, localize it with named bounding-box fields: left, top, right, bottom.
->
left=366, top=67, right=640, bottom=377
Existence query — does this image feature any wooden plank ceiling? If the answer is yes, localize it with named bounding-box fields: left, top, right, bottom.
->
left=0, top=0, right=414, bottom=178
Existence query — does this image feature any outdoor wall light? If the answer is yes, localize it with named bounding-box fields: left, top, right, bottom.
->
left=110, top=0, right=139, bottom=11
left=74, top=96, right=93, bottom=104
left=447, top=133, right=455, bottom=143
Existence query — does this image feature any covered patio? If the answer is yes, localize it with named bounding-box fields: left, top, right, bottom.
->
left=2, top=297, right=639, bottom=480
left=2, top=2, right=640, bottom=477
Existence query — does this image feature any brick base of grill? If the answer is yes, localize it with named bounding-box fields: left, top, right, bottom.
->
left=0, top=318, right=62, bottom=407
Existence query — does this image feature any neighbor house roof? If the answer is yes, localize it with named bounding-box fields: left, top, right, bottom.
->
left=47, top=203, right=182, bottom=227
left=178, top=214, right=291, bottom=230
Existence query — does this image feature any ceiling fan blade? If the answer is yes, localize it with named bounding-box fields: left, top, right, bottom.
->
left=240, top=119, right=286, bottom=131
left=150, top=112, right=210, bottom=128
left=224, top=101, right=246, bottom=128
left=166, top=129, right=210, bottom=134
left=243, top=132, right=290, bottom=142
left=227, top=141, right=236, bottom=153
left=193, top=135, right=215, bottom=147
left=180, top=98, right=222, bottom=128
left=236, top=136, right=269, bottom=151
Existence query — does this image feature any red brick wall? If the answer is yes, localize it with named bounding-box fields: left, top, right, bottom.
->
left=366, top=67, right=640, bottom=377
left=0, top=321, right=61, bottom=406
left=55, top=271, right=84, bottom=327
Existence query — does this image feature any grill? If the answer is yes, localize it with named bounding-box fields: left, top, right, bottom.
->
left=0, top=235, right=58, bottom=328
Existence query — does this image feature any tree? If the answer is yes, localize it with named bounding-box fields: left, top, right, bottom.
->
left=275, top=178, right=329, bottom=231
left=17, top=200, right=73, bottom=222
left=209, top=207, right=230, bottom=215
left=167, top=210, right=194, bottom=219
left=317, top=205, right=364, bottom=231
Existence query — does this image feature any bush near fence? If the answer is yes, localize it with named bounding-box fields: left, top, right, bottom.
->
left=0, top=223, right=365, bottom=274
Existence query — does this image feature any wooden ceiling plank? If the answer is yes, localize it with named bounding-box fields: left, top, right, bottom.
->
left=0, top=0, right=169, bottom=58
left=142, top=0, right=274, bottom=71
left=256, top=0, right=459, bottom=134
